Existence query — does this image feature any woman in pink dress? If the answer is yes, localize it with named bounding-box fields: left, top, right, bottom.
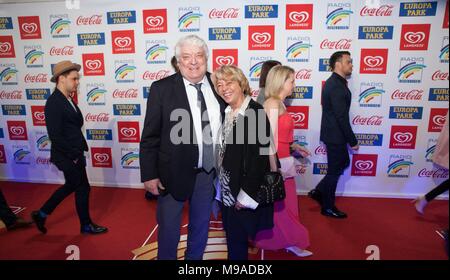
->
left=254, top=65, right=313, bottom=257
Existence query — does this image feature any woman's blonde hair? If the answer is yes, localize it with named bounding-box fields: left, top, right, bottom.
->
left=212, top=65, right=251, bottom=96
left=264, top=65, right=295, bottom=99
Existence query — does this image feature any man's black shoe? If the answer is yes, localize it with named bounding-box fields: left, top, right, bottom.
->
left=31, top=211, right=47, bottom=234
left=81, top=223, right=108, bottom=234
left=308, top=189, right=322, bottom=206
left=321, top=208, right=347, bottom=219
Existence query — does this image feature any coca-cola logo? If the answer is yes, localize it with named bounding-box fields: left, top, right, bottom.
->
left=0, top=90, right=22, bottom=99
left=355, top=160, right=374, bottom=171
left=76, top=15, right=102, bottom=25
left=289, top=112, right=305, bottom=123
left=418, top=168, right=449, bottom=178
left=393, top=132, right=413, bottom=143
left=295, top=69, right=312, bottom=80
left=146, top=16, right=164, bottom=27
left=120, top=127, right=137, bottom=137
left=94, top=153, right=109, bottom=163
left=85, top=113, right=110, bottom=122
left=360, top=4, right=394, bottom=16
left=50, top=46, right=74, bottom=56
left=352, top=115, right=383, bottom=126
left=24, top=73, right=48, bottom=83
left=433, top=115, right=446, bottom=126
left=364, top=56, right=384, bottom=67
left=432, top=70, right=449, bottom=81
left=320, top=39, right=352, bottom=50
left=10, top=126, right=24, bottom=136
left=209, top=8, right=239, bottom=19
left=289, top=11, right=309, bottom=23
left=251, top=32, right=271, bottom=44
left=114, top=37, right=132, bottom=48
left=85, top=60, right=102, bottom=70
left=33, top=111, right=45, bottom=121
left=142, top=70, right=170, bottom=81
left=391, top=89, right=423, bottom=100
left=315, top=145, right=327, bottom=155
left=21, top=23, right=37, bottom=34
left=404, top=32, right=425, bottom=44
left=216, top=56, right=234, bottom=66
left=0, top=42, right=11, bottom=53
left=112, top=89, right=138, bottom=98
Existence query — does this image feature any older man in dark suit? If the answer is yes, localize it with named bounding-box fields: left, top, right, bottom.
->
left=31, top=60, right=107, bottom=234
left=140, top=35, right=226, bottom=259
left=308, top=51, right=359, bottom=219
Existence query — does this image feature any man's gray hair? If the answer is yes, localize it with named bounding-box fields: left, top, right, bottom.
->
left=174, top=35, right=209, bottom=60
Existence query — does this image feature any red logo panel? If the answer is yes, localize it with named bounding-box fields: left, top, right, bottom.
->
left=400, top=24, right=431, bottom=51
left=117, top=121, right=140, bottom=143
left=287, top=106, right=309, bottom=129
left=389, top=126, right=418, bottom=149
left=143, top=9, right=167, bottom=33
left=91, top=147, right=112, bottom=168
left=351, top=154, right=378, bottom=177
left=248, top=26, right=275, bottom=50
left=360, top=49, right=388, bottom=74
left=428, top=108, right=448, bottom=132
left=18, top=16, right=42, bottom=39
left=0, top=36, right=15, bottom=58
left=31, top=106, right=46, bottom=126
left=286, top=4, right=313, bottom=30
left=212, top=49, right=238, bottom=71
left=7, top=121, right=28, bottom=141
left=82, top=53, right=105, bottom=76
left=112, top=30, right=135, bottom=54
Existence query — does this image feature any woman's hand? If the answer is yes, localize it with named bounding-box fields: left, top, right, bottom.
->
left=291, top=143, right=311, bottom=158
left=235, top=201, right=247, bottom=211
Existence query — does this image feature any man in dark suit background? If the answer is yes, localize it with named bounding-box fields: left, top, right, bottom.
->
left=308, top=51, right=359, bottom=219
left=31, top=60, right=107, bottom=234
left=140, top=35, right=226, bottom=259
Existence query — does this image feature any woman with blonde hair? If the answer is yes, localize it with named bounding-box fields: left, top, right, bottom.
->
left=254, top=65, right=313, bottom=257
left=213, top=65, right=274, bottom=260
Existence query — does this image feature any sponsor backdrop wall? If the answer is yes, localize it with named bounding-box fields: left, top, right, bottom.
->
left=0, top=0, right=448, bottom=198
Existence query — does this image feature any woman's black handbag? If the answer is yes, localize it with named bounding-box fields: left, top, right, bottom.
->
left=243, top=143, right=286, bottom=206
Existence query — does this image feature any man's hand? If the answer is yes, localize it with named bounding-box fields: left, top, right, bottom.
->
left=351, top=144, right=360, bottom=151
left=144, top=178, right=165, bottom=196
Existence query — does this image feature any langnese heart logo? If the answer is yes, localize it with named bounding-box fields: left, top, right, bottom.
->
left=251, top=32, right=271, bottom=44
left=10, top=126, right=24, bottom=136
left=22, top=23, right=37, bottom=34
left=146, top=16, right=164, bottom=27
left=0, top=42, right=11, bottom=53
left=394, top=132, right=413, bottom=143
left=289, top=11, right=309, bottom=23
left=94, top=153, right=109, bottom=163
left=364, top=56, right=384, bottom=67
left=114, top=37, right=131, bottom=48
left=34, top=111, right=45, bottom=121
left=355, top=160, right=374, bottom=171
left=433, top=115, right=446, bottom=126
left=289, top=112, right=305, bottom=123
left=216, top=56, right=234, bottom=66
left=120, top=127, right=137, bottom=138
left=86, top=60, right=102, bottom=70
left=404, top=32, right=425, bottom=44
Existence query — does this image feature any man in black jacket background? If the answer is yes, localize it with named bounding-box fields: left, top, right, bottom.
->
left=308, top=51, right=359, bottom=219
left=31, top=60, right=107, bottom=234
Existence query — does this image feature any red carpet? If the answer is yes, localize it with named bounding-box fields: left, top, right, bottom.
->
left=0, top=181, right=447, bottom=260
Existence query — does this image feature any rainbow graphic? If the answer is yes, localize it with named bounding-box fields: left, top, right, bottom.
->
left=286, top=42, right=311, bottom=61
left=178, top=12, right=202, bottom=29
left=25, top=49, right=44, bottom=65
left=146, top=44, right=168, bottom=63
left=50, top=18, right=70, bottom=35
left=425, top=145, right=436, bottom=162
left=326, top=8, right=353, bottom=26
left=249, top=61, right=263, bottom=81
left=387, top=159, right=413, bottom=175
left=115, top=64, right=136, bottom=81
left=37, top=135, right=50, bottom=151
left=121, top=152, right=139, bottom=168
left=86, top=87, right=107, bottom=103
left=439, top=44, right=449, bottom=62
left=359, top=87, right=385, bottom=104
left=13, top=149, right=30, bottom=162
left=0, top=67, right=18, bottom=82
left=398, top=62, right=426, bottom=80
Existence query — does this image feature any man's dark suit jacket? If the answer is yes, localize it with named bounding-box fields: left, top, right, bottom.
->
left=320, top=72, right=357, bottom=147
left=45, top=88, right=88, bottom=171
left=140, top=72, right=226, bottom=201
